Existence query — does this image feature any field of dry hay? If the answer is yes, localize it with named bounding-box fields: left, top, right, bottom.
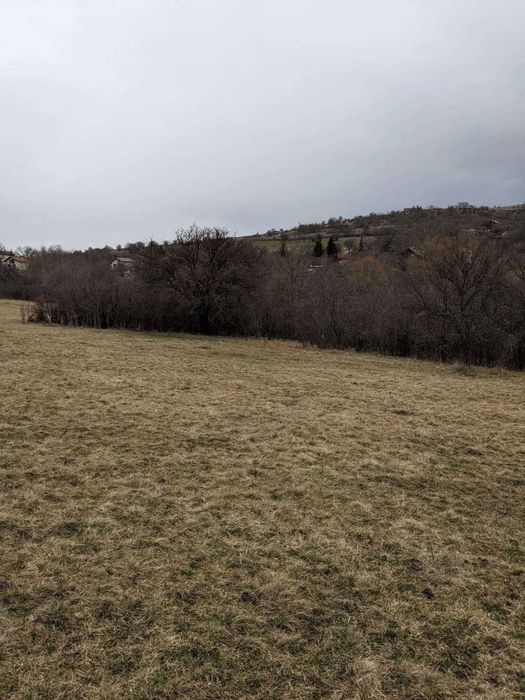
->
left=0, top=299, right=524, bottom=699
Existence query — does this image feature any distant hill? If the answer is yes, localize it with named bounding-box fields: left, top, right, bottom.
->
left=241, top=203, right=525, bottom=253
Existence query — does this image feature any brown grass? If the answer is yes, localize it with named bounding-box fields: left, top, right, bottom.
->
left=0, top=299, right=524, bottom=698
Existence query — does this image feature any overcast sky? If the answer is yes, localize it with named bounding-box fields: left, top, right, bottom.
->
left=1, top=0, right=524, bottom=250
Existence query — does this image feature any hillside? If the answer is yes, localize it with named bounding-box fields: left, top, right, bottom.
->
left=242, top=203, right=525, bottom=254
left=1, top=300, right=524, bottom=698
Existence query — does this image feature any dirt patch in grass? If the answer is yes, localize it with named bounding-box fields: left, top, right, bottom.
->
left=0, top=299, right=524, bottom=698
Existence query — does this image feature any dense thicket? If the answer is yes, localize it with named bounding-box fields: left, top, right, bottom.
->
left=3, top=225, right=525, bottom=369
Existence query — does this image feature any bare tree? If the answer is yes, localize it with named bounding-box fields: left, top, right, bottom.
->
left=412, top=234, right=510, bottom=364
left=139, top=225, right=264, bottom=334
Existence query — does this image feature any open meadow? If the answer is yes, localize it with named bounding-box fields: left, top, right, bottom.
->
left=0, top=298, right=524, bottom=698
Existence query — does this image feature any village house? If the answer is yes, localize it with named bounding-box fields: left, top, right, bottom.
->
left=400, top=247, right=423, bottom=259
left=109, top=256, right=135, bottom=276
left=0, top=254, right=29, bottom=271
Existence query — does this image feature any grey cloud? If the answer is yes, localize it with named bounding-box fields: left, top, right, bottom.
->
left=1, top=0, right=524, bottom=249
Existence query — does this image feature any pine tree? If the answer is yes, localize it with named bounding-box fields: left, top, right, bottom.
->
left=326, top=236, right=338, bottom=259
left=313, top=236, right=324, bottom=257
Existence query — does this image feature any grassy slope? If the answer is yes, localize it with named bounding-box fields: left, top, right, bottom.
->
left=246, top=236, right=375, bottom=254
left=0, top=299, right=524, bottom=699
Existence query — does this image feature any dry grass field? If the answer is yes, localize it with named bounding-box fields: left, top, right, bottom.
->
left=0, top=298, right=524, bottom=699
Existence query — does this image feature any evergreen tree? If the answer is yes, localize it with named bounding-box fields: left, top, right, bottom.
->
left=313, top=236, right=324, bottom=257
left=326, top=236, right=338, bottom=259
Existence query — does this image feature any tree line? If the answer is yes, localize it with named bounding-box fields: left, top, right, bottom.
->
left=2, top=224, right=525, bottom=369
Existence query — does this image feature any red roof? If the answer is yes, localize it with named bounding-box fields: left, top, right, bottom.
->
left=5, top=255, right=29, bottom=263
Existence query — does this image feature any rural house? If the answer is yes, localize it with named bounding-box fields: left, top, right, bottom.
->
left=400, top=247, right=423, bottom=259
left=109, top=257, right=135, bottom=276
left=0, top=254, right=29, bottom=270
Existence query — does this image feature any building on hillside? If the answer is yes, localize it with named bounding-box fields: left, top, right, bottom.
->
left=0, top=254, right=29, bottom=270
left=110, top=257, right=135, bottom=276
left=400, top=247, right=423, bottom=259
left=494, top=204, right=525, bottom=211
left=483, top=219, right=511, bottom=238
